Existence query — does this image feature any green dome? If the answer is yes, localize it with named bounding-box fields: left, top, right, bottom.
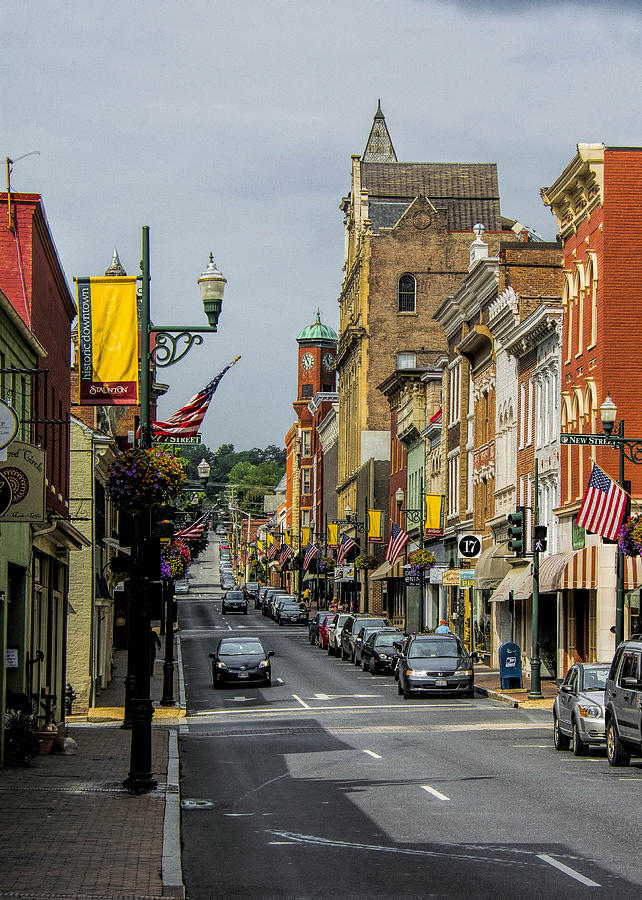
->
left=297, top=309, right=338, bottom=344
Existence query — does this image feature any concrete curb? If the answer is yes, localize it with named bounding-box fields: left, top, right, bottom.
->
left=176, top=635, right=186, bottom=711
left=162, top=729, right=185, bottom=898
left=475, top=686, right=519, bottom=707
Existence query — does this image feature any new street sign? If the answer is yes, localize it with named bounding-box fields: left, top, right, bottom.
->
left=560, top=434, right=619, bottom=447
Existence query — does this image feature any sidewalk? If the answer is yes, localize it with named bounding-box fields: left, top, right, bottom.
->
left=475, top=665, right=558, bottom=708
left=0, top=641, right=185, bottom=899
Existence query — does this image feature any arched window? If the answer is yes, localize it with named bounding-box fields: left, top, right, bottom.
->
left=398, top=274, right=416, bottom=313
left=586, top=252, right=598, bottom=348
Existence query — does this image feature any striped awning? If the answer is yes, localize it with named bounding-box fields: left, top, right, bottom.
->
left=490, top=564, right=531, bottom=602
left=625, top=554, right=642, bottom=590
left=559, top=546, right=598, bottom=590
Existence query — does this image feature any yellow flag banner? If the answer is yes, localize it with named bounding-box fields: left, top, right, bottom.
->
left=327, top=521, right=338, bottom=549
left=424, top=493, right=445, bottom=537
left=283, top=530, right=292, bottom=546
left=301, top=526, right=310, bottom=547
left=267, top=533, right=274, bottom=549
left=257, top=539, right=264, bottom=553
left=368, top=508, right=384, bottom=543
left=77, top=277, right=139, bottom=405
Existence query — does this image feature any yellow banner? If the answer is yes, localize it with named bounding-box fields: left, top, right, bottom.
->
left=283, top=530, right=291, bottom=546
left=267, top=533, right=274, bottom=548
left=327, top=522, right=338, bottom=549
left=368, top=508, right=384, bottom=543
left=257, top=539, right=264, bottom=552
left=301, top=526, right=310, bottom=546
left=424, top=493, right=445, bottom=537
left=77, top=277, right=139, bottom=405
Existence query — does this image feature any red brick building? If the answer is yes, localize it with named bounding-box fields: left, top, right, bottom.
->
left=542, top=144, right=642, bottom=665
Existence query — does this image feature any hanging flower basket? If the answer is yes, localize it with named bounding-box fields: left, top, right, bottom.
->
left=618, top=514, right=642, bottom=557
left=161, top=539, right=191, bottom=579
left=317, top=556, right=335, bottom=574
left=354, top=553, right=378, bottom=571
left=407, top=549, right=436, bottom=574
left=106, top=449, right=186, bottom=515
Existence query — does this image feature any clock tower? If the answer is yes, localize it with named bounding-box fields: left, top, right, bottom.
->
left=295, top=309, right=338, bottom=404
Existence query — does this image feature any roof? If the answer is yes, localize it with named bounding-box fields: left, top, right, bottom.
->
left=297, top=309, right=338, bottom=344
left=362, top=162, right=501, bottom=232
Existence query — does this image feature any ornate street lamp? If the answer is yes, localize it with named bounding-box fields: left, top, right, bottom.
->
left=396, top=483, right=426, bottom=632
left=197, top=458, right=211, bottom=488
left=124, top=227, right=225, bottom=794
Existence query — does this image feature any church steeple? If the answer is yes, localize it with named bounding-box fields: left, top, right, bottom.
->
left=362, top=100, right=397, bottom=163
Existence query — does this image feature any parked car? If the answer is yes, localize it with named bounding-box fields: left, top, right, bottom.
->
left=263, top=588, right=288, bottom=617
left=605, top=637, right=642, bottom=766
left=360, top=628, right=403, bottom=673
left=309, top=611, right=335, bottom=646
left=256, top=585, right=271, bottom=610
left=276, top=601, right=308, bottom=625
left=353, top=625, right=391, bottom=666
left=243, top=581, right=260, bottom=600
left=317, top=613, right=334, bottom=649
left=327, top=613, right=351, bottom=656
left=174, top=579, right=190, bottom=595
left=221, top=590, right=248, bottom=615
left=553, top=662, right=610, bottom=755
left=395, top=633, right=478, bottom=698
left=210, top=637, right=273, bottom=688
left=221, top=576, right=236, bottom=591
left=340, top=615, right=391, bottom=661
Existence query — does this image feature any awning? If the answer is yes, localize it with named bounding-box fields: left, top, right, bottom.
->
left=559, top=546, right=598, bottom=590
left=474, top=541, right=511, bottom=590
left=490, top=564, right=531, bottom=602
left=625, top=555, right=642, bottom=590
left=370, top=559, right=393, bottom=581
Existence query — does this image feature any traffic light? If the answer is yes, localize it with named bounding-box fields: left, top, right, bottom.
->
left=507, top=507, right=525, bottom=554
left=533, top=524, right=548, bottom=553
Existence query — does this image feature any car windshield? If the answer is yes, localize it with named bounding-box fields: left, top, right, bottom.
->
left=409, top=638, right=463, bottom=659
left=337, top=615, right=350, bottom=625
left=375, top=633, right=400, bottom=647
left=582, top=667, right=609, bottom=690
left=226, top=592, right=244, bottom=599
left=219, top=641, right=264, bottom=656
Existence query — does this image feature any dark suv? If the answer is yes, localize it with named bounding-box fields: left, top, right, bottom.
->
left=395, top=633, right=478, bottom=698
left=340, top=615, right=391, bottom=661
left=604, top=637, right=642, bottom=766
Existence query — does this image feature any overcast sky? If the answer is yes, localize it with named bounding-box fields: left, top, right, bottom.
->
left=2, top=1, right=640, bottom=451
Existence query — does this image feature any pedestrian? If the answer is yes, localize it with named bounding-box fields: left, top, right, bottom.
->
left=435, top=618, right=451, bottom=634
left=150, top=629, right=162, bottom=675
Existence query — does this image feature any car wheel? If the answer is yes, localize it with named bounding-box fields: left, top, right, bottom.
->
left=243, top=608, right=248, bottom=615
left=309, top=633, right=315, bottom=645
left=572, top=720, right=587, bottom=756
left=553, top=713, right=571, bottom=751
left=403, top=682, right=414, bottom=699
left=606, top=719, right=631, bottom=767
left=328, top=644, right=335, bottom=656
left=361, top=657, right=368, bottom=671
left=369, top=658, right=377, bottom=675
left=341, top=646, right=349, bottom=661
left=398, top=677, right=403, bottom=695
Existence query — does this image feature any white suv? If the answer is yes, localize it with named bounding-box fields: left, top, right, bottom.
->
left=327, top=613, right=351, bottom=657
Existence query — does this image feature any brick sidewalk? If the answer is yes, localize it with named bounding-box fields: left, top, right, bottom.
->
left=0, top=724, right=169, bottom=899
left=475, top=665, right=558, bottom=708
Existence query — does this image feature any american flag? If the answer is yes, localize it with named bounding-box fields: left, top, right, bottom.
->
left=385, top=522, right=409, bottom=565
left=303, top=541, right=319, bottom=570
left=336, top=533, right=356, bottom=566
left=151, top=356, right=241, bottom=438
left=577, top=463, right=627, bottom=541
left=279, top=544, right=293, bottom=567
left=267, top=542, right=278, bottom=561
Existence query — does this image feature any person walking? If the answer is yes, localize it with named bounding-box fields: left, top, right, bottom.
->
left=435, top=619, right=451, bottom=634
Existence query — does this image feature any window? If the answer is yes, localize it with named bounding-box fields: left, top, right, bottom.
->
left=448, top=453, right=459, bottom=517
left=398, top=274, right=416, bottom=313
left=301, top=509, right=311, bottom=527
left=301, top=384, right=313, bottom=398
left=301, top=430, right=312, bottom=457
left=301, top=468, right=311, bottom=495
left=448, top=360, right=461, bottom=425
left=397, top=352, right=416, bottom=369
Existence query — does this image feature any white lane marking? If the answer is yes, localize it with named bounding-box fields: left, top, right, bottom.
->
left=189, top=706, right=522, bottom=719
left=537, top=853, right=600, bottom=887
left=228, top=696, right=252, bottom=703
left=224, top=813, right=254, bottom=817
left=511, top=744, right=552, bottom=748
left=363, top=750, right=382, bottom=759
left=269, top=841, right=296, bottom=845
left=309, top=693, right=381, bottom=700
left=618, top=777, right=642, bottom=780
left=421, top=784, right=451, bottom=801
left=292, top=694, right=311, bottom=709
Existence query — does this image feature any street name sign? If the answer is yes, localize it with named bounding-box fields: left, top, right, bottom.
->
left=458, top=533, right=482, bottom=559
left=152, top=433, right=202, bottom=445
left=560, top=434, right=618, bottom=447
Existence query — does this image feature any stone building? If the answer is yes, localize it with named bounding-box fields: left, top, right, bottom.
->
left=335, top=102, right=504, bottom=615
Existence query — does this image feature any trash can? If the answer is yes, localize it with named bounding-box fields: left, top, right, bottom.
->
left=498, top=641, right=522, bottom=689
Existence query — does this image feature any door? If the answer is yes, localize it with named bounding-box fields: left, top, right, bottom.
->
left=558, top=666, right=577, bottom=732
left=617, top=650, right=642, bottom=742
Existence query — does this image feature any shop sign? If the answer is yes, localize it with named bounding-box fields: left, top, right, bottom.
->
left=441, top=568, right=461, bottom=587
left=0, top=442, right=46, bottom=522
left=335, top=564, right=354, bottom=581
left=0, top=400, right=18, bottom=450
left=429, top=565, right=448, bottom=585
left=404, top=570, right=420, bottom=586
left=460, top=571, right=475, bottom=589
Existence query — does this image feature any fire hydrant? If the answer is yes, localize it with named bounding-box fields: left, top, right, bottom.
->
left=65, top=682, right=77, bottom=716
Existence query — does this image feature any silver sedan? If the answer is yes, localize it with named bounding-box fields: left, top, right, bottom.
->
left=553, top=662, right=610, bottom=755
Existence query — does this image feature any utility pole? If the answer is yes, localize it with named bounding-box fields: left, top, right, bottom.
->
left=528, top=459, right=543, bottom=699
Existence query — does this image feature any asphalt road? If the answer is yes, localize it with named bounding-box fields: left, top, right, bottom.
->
left=178, top=540, right=642, bottom=899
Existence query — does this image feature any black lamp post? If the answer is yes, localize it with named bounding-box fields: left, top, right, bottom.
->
left=396, top=481, right=426, bottom=632
left=335, top=505, right=366, bottom=612
left=124, top=226, right=225, bottom=794
left=598, top=394, right=642, bottom=648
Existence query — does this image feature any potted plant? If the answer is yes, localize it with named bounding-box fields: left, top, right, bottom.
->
left=618, top=514, right=642, bottom=557
left=106, top=448, right=186, bottom=515
left=407, top=549, right=436, bottom=573
left=161, top=539, right=191, bottom=579
left=4, top=711, right=40, bottom=765
left=354, top=553, right=378, bottom=571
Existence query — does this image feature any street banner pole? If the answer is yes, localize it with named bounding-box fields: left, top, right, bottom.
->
left=528, top=459, right=543, bottom=699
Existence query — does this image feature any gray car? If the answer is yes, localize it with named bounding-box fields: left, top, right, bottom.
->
left=553, top=662, right=610, bottom=755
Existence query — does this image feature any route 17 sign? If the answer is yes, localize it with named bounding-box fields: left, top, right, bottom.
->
left=0, top=400, right=18, bottom=450
left=458, top=533, right=482, bottom=559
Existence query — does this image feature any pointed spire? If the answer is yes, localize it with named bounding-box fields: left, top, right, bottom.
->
left=363, top=100, right=397, bottom=163
left=104, top=247, right=126, bottom=277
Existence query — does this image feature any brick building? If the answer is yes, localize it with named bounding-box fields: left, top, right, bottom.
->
left=541, top=144, right=642, bottom=667
left=336, top=102, right=505, bottom=613
left=0, top=191, right=88, bottom=726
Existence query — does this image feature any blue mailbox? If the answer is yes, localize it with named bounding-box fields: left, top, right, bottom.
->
left=498, top=641, right=522, bottom=689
